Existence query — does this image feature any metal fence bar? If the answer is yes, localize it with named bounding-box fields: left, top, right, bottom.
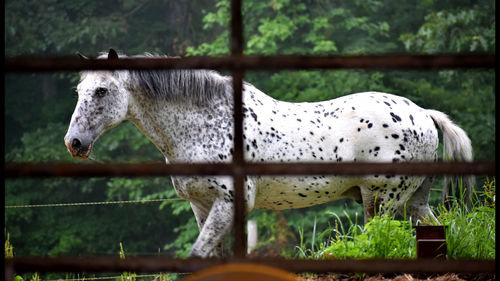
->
left=4, top=54, right=495, bottom=72
left=5, top=257, right=496, bottom=275
left=230, top=0, right=247, bottom=258
left=4, top=162, right=496, bottom=178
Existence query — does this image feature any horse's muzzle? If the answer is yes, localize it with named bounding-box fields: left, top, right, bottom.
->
left=65, top=138, right=92, bottom=159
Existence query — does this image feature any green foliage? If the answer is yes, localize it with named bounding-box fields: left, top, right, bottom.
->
left=437, top=178, right=495, bottom=259
left=5, top=0, right=216, bottom=56
left=250, top=70, right=387, bottom=102
left=302, top=213, right=416, bottom=259
left=163, top=217, right=198, bottom=258
left=6, top=122, right=76, bottom=163
left=328, top=214, right=415, bottom=259
left=5, top=0, right=126, bottom=56
left=400, top=4, right=495, bottom=53
left=187, top=0, right=395, bottom=56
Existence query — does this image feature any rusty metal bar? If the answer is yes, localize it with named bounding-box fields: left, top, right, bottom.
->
left=230, top=0, right=243, bottom=56
left=230, top=0, right=247, bottom=258
left=231, top=71, right=244, bottom=166
left=414, top=226, right=447, bottom=259
left=5, top=261, right=14, bottom=281
left=4, top=54, right=495, bottom=72
left=5, top=257, right=495, bottom=274
left=232, top=70, right=247, bottom=258
left=233, top=172, right=247, bottom=258
left=4, top=162, right=495, bottom=178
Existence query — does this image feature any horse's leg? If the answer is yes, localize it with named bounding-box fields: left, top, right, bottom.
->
left=399, top=177, right=439, bottom=225
left=189, top=197, right=234, bottom=258
left=191, top=202, right=208, bottom=229
left=360, top=186, right=379, bottom=223
left=190, top=202, right=224, bottom=257
left=359, top=186, right=395, bottom=224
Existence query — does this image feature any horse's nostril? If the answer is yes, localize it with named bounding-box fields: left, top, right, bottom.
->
left=71, top=138, right=82, bottom=149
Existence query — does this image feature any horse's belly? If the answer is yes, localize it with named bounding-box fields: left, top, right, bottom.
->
left=253, top=176, right=352, bottom=210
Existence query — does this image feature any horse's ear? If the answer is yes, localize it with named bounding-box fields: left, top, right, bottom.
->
left=108, top=48, right=119, bottom=59
left=77, top=52, right=89, bottom=60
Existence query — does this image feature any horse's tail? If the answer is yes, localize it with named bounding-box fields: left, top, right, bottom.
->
left=426, top=109, right=474, bottom=209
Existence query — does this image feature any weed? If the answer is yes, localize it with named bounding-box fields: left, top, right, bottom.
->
left=296, top=216, right=336, bottom=259
left=119, top=242, right=138, bottom=281
left=119, top=242, right=126, bottom=259
left=5, top=231, right=14, bottom=258
left=320, top=213, right=415, bottom=259
left=29, top=273, right=40, bottom=281
left=5, top=231, right=28, bottom=281
left=438, top=177, right=495, bottom=259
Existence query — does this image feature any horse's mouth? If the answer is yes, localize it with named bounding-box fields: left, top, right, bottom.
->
left=65, top=141, right=93, bottom=159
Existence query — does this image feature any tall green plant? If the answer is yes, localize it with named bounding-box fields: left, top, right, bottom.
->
left=438, top=178, right=495, bottom=259
left=319, top=214, right=416, bottom=259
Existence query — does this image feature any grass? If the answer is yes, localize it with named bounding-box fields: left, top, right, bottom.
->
left=438, top=177, right=495, bottom=259
left=297, top=212, right=416, bottom=259
left=296, top=177, right=495, bottom=260
left=5, top=231, right=14, bottom=258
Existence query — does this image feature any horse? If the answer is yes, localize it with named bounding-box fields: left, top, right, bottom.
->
left=65, top=49, right=473, bottom=258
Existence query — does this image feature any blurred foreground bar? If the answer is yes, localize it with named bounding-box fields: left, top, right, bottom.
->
left=5, top=162, right=495, bottom=178
left=5, top=54, right=495, bottom=72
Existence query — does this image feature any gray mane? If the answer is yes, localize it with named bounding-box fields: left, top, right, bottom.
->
left=129, top=54, right=231, bottom=104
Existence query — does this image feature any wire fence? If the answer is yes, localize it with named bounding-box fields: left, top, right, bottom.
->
left=4, top=198, right=185, bottom=209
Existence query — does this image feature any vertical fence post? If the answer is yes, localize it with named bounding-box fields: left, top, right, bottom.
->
left=415, top=225, right=447, bottom=259
left=5, top=261, right=14, bottom=281
left=230, top=0, right=247, bottom=258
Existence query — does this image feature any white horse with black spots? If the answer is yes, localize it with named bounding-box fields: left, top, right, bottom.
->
left=65, top=49, right=473, bottom=257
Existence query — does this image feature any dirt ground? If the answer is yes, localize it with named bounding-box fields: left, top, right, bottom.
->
left=299, top=273, right=495, bottom=281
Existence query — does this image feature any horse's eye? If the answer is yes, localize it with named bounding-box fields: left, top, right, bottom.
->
left=95, top=87, right=108, bottom=97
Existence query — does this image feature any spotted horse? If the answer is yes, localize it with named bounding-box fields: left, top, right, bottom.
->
left=65, top=49, right=474, bottom=258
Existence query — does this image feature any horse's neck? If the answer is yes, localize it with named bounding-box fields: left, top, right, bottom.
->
left=127, top=93, right=233, bottom=163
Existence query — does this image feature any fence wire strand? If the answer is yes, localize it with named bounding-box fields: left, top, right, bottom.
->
left=5, top=198, right=185, bottom=209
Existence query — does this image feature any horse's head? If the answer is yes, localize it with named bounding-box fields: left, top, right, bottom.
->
left=64, top=49, right=130, bottom=159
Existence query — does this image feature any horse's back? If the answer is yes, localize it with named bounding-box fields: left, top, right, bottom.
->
left=331, top=92, right=439, bottom=163
left=244, top=90, right=440, bottom=210
left=243, top=90, right=439, bottom=164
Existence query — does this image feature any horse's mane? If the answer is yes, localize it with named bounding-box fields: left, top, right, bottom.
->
left=124, top=53, right=231, bottom=104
